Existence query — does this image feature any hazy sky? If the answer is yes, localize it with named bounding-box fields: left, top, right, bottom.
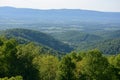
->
left=0, top=0, right=120, bottom=12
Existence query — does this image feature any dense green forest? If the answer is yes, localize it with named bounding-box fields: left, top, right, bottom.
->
left=0, top=29, right=73, bottom=53
left=1, top=29, right=120, bottom=55
left=0, top=37, right=120, bottom=80
left=51, top=30, right=120, bottom=54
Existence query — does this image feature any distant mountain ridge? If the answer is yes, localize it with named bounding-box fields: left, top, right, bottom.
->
left=0, top=6, right=120, bottom=23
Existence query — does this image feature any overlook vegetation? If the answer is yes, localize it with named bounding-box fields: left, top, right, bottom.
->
left=0, top=38, right=120, bottom=80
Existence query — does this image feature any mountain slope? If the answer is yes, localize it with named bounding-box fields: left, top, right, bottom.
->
left=0, top=7, right=120, bottom=23
left=0, top=29, right=73, bottom=53
left=95, top=38, right=120, bottom=54
left=102, top=30, right=120, bottom=39
left=51, top=31, right=102, bottom=45
left=51, top=30, right=120, bottom=54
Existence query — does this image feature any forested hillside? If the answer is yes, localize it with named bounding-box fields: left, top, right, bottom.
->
left=0, top=38, right=120, bottom=80
left=51, top=31, right=102, bottom=45
left=1, top=29, right=120, bottom=54
left=0, top=29, right=73, bottom=53
left=51, top=30, right=120, bottom=54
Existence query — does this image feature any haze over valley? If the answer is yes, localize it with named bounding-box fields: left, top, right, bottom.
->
left=0, top=7, right=120, bottom=33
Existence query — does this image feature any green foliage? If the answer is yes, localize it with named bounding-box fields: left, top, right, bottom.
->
left=0, top=76, right=23, bottom=80
left=0, top=39, right=40, bottom=80
left=16, top=43, right=40, bottom=80
left=33, top=55, right=59, bottom=80
left=0, top=38, right=18, bottom=77
left=78, top=50, right=116, bottom=80
left=0, top=37, right=120, bottom=80
left=57, top=55, right=76, bottom=80
left=108, top=54, right=120, bottom=79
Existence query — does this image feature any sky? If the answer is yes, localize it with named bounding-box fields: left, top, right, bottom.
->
left=0, top=0, right=120, bottom=12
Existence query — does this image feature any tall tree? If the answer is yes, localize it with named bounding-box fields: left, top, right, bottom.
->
left=78, top=49, right=117, bottom=80
left=0, top=39, right=18, bottom=77
left=33, top=55, right=59, bottom=80
left=16, top=43, right=40, bottom=80
left=57, top=55, right=76, bottom=80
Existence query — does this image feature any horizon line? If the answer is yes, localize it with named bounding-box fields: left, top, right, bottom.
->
left=1, top=6, right=120, bottom=13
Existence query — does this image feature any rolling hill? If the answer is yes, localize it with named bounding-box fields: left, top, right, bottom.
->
left=51, top=30, right=120, bottom=54
left=0, top=29, right=73, bottom=53
left=51, top=31, right=102, bottom=45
